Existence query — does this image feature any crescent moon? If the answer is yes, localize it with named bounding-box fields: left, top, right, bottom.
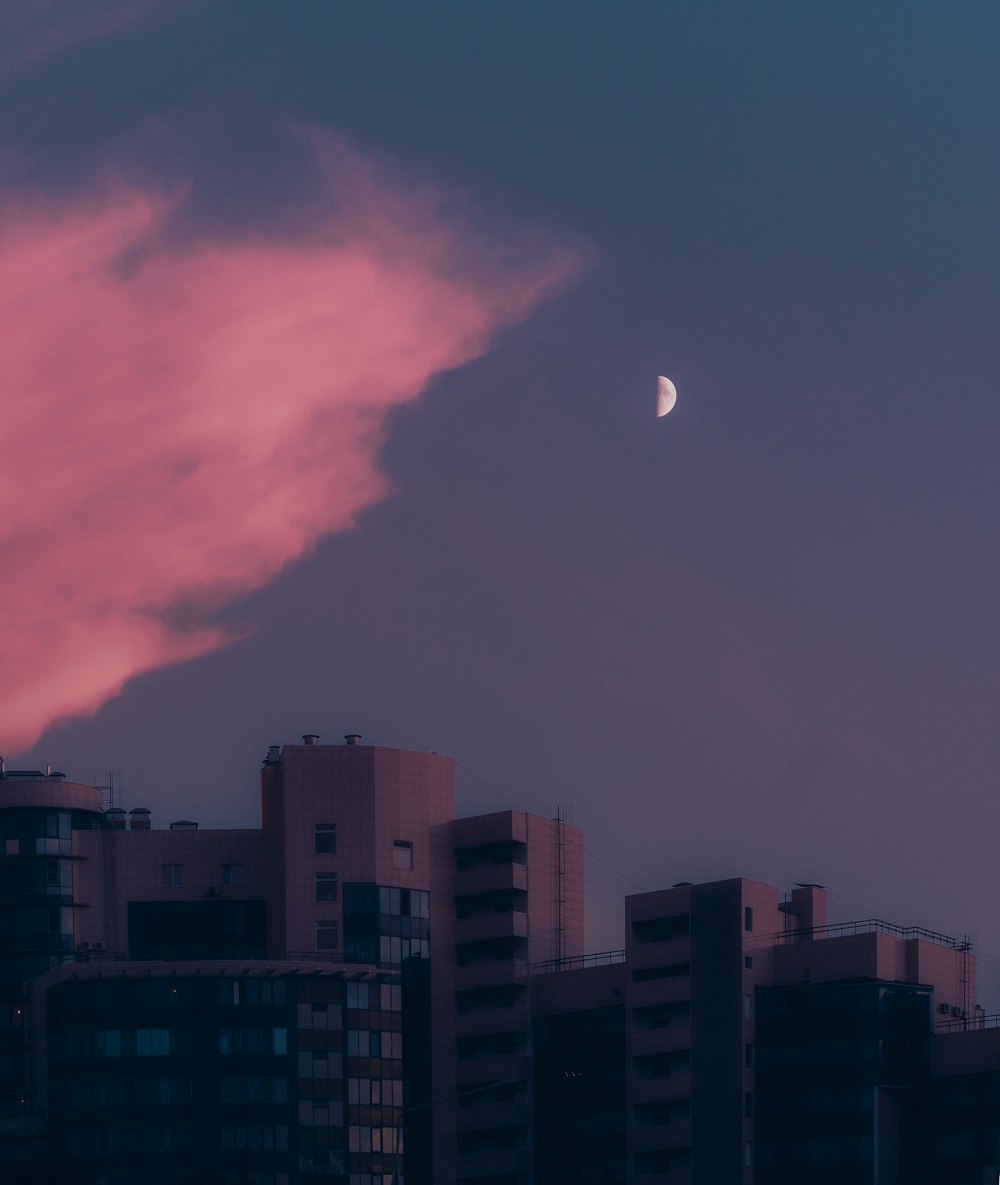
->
left=656, top=375, right=676, bottom=417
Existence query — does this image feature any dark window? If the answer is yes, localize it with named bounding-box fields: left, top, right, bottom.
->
left=314, top=825, right=337, bottom=854
left=315, top=873, right=338, bottom=902
left=221, top=863, right=244, bottom=886
left=161, top=864, right=183, bottom=887
left=744, top=906, right=753, bottom=932
left=316, top=922, right=339, bottom=951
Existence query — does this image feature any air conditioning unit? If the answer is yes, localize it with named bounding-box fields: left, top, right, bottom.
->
left=951, top=1007, right=963, bottom=1018
left=206, top=886, right=220, bottom=897
left=93, top=942, right=104, bottom=952
left=78, top=942, right=90, bottom=951
left=939, top=1003, right=951, bottom=1014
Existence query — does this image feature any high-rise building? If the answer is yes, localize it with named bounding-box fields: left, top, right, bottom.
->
left=2, top=736, right=999, bottom=1184
left=0, top=736, right=581, bottom=1185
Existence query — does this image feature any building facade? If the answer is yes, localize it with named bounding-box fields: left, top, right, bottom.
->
left=1, top=738, right=999, bottom=1184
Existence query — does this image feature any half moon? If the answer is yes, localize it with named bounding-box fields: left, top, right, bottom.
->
left=656, top=375, right=677, bottom=417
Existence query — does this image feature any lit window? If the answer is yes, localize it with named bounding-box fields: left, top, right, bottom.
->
left=161, top=864, right=183, bottom=887
left=221, top=863, right=244, bottom=886
left=392, top=841, right=413, bottom=870
left=314, top=825, right=337, bottom=854
left=315, top=873, right=338, bottom=902
left=316, top=922, right=339, bottom=951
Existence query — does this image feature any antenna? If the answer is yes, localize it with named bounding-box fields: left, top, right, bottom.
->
left=552, top=803, right=571, bottom=964
left=93, top=770, right=125, bottom=811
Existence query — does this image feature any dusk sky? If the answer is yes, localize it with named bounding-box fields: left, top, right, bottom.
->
left=5, top=2, right=1000, bottom=998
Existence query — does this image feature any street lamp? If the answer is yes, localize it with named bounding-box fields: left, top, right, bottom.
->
left=390, top=1077, right=521, bottom=1185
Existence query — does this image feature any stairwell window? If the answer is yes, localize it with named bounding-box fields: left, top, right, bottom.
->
left=316, top=922, right=339, bottom=951
left=392, top=841, right=413, bottom=870
left=314, top=825, right=337, bottom=854
left=161, top=864, right=183, bottom=887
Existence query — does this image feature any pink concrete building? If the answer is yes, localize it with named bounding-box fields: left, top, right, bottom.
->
left=1, top=740, right=998, bottom=1185
left=0, top=736, right=583, bottom=1185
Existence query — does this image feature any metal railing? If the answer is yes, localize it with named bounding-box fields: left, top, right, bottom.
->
left=46, top=950, right=386, bottom=972
left=936, top=1011, right=999, bottom=1033
left=532, top=949, right=625, bottom=975
left=768, top=918, right=968, bottom=951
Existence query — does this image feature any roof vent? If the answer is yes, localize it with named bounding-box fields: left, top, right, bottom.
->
left=265, top=745, right=281, bottom=763
left=169, top=820, right=198, bottom=830
left=344, top=733, right=362, bottom=746
left=128, top=807, right=151, bottom=831
left=104, top=808, right=127, bottom=830
left=302, top=734, right=320, bottom=746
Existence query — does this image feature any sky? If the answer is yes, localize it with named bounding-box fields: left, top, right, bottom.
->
left=4, top=1, right=1000, bottom=997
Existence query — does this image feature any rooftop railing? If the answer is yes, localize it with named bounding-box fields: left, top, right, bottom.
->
left=767, top=918, right=969, bottom=951
left=532, top=949, right=625, bottom=975
left=936, top=1011, right=998, bottom=1033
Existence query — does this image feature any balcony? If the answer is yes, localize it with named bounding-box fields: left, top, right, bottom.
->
left=627, top=940, right=692, bottom=971
left=455, top=1052, right=530, bottom=1087
left=455, top=959, right=529, bottom=992
left=455, top=911, right=528, bottom=946
left=628, top=1076, right=693, bottom=1105
left=631, top=1121, right=693, bottom=1151
left=627, top=978, right=692, bottom=1010
left=455, top=1147, right=531, bottom=1178
left=456, top=1099, right=530, bottom=1133
left=629, top=1026, right=691, bottom=1056
left=455, top=1003, right=531, bottom=1039
left=454, top=863, right=529, bottom=898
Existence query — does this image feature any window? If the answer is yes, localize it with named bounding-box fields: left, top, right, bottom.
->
left=392, top=841, right=413, bottom=870
left=221, top=863, right=244, bottom=886
left=161, top=865, right=183, bottom=888
left=315, top=873, right=338, bottom=902
left=745, top=1043, right=753, bottom=1069
left=744, top=906, right=753, bottom=932
left=316, top=922, right=339, bottom=951
left=745, top=955, right=753, bottom=969
left=314, top=825, right=337, bottom=854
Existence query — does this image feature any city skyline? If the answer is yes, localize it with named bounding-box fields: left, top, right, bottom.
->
left=4, top=1, right=1000, bottom=1005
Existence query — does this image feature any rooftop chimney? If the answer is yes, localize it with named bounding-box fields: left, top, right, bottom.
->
left=266, top=745, right=281, bottom=763
left=344, top=733, right=362, bottom=746
left=302, top=734, right=319, bottom=746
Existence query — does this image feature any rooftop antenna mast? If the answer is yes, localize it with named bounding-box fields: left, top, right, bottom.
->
left=94, top=770, right=125, bottom=812
left=552, top=803, right=571, bottom=964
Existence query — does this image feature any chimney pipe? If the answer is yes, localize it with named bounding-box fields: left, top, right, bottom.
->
left=302, top=734, right=319, bottom=746
left=344, top=733, right=362, bottom=746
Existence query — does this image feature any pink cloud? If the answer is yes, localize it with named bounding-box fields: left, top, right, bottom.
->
left=0, top=138, right=580, bottom=751
left=0, top=0, right=177, bottom=78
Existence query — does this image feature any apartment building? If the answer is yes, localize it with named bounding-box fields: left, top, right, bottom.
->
left=2, top=736, right=1000, bottom=1184
left=0, top=735, right=581, bottom=1185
